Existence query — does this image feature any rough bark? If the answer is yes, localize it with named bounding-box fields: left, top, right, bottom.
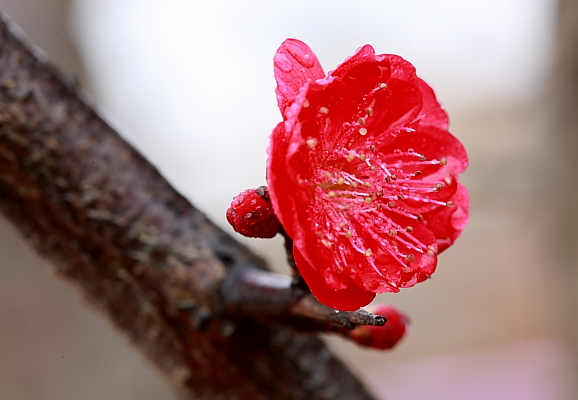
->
left=0, top=11, right=376, bottom=400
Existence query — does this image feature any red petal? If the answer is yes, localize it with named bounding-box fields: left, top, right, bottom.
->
left=293, top=246, right=375, bottom=311
left=417, top=78, right=449, bottom=129
left=422, top=183, right=469, bottom=252
left=274, top=39, right=325, bottom=119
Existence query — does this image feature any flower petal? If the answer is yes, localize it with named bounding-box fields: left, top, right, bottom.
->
left=422, top=183, right=469, bottom=252
left=293, top=245, right=376, bottom=311
left=417, top=78, right=449, bottom=129
left=274, top=39, right=325, bottom=119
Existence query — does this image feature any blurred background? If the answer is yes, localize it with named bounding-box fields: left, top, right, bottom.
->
left=0, top=0, right=574, bottom=399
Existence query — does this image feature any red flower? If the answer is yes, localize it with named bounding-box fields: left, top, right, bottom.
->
left=267, top=39, right=469, bottom=311
left=343, top=304, right=410, bottom=350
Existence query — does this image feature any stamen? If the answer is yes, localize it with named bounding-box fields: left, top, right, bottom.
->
left=406, top=253, right=415, bottom=262
left=302, top=99, right=310, bottom=108
left=440, top=157, right=447, bottom=165
left=378, top=82, right=387, bottom=89
left=319, top=106, right=329, bottom=115
left=388, top=229, right=397, bottom=237
left=366, top=108, right=374, bottom=116
left=365, top=249, right=372, bottom=257
left=359, top=127, right=368, bottom=136
left=358, top=118, right=366, bottom=125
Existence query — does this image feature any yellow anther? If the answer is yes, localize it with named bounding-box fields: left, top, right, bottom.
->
left=319, top=106, right=329, bottom=115
left=405, top=226, right=414, bottom=233
left=328, top=191, right=336, bottom=198
left=337, top=177, right=345, bottom=185
left=365, top=248, right=373, bottom=257
left=388, top=200, right=395, bottom=208
left=440, top=157, right=447, bottom=166
left=338, top=221, right=346, bottom=228
left=346, top=153, right=355, bottom=162
left=364, top=182, right=371, bottom=188
left=325, top=171, right=332, bottom=178
left=388, top=229, right=397, bottom=237
left=364, top=196, right=373, bottom=204
left=345, top=230, right=352, bottom=238
left=359, top=127, right=368, bottom=135
left=321, top=239, right=332, bottom=248
left=359, top=154, right=366, bottom=161
left=369, top=165, right=376, bottom=171
left=406, top=253, right=415, bottom=262
left=306, top=138, right=318, bottom=148
left=379, top=83, right=387, bottom=89
left=434, top=183, right=444, bottom=192
left=402, top=266, right=413, bottom=273
left=358, top=118, right=366, bottom=125
left=366, top=107, right=374, bottom=116
left=397, top=194, right=405, bottom=200
left=302, top=99, right=310, bottom=108
left=446, top=201, right=455, bottom=208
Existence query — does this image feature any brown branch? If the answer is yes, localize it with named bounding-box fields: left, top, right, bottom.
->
left=0, top=10, right=378, bottom=400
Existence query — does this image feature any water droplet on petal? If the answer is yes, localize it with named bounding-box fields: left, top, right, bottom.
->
left=285, top=40, right=316, bottom=68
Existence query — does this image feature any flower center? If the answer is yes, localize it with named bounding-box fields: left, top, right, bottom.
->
left=308, top=144, right=451, bottom=286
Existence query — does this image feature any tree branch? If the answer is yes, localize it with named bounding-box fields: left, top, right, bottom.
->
left=0, top=10, right=378, bottom=400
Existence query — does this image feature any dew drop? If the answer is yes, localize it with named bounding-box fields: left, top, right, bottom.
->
left=285, top=40, right=317, bottom=68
